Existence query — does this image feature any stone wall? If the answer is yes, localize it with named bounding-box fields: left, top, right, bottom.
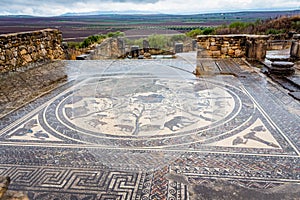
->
left=197, top=34, right=269, bottom=61
left=88, top=37, right=125, bottom=59
left=0, top=29, right=65, bottom=73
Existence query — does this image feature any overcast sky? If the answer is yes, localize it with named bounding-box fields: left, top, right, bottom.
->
left=0, top=0, right=299, bottom=16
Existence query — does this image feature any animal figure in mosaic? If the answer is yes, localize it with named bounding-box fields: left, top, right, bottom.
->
left=164, top=116, right=193, bottom=131
left=244, top=131, right=280, bottom=148
left=114, top=124, right=134, bottom=132
left=12, top=119, right=37, bottom=136
left=87, top=119, right=107, bottom=128
left=232, top=125, right=279, bottom=148
left=232, top=136, right=248, bottom=145
left=32, top=131, right=49, bottom=140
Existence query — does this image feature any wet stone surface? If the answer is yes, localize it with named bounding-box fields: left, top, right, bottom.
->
left=0, top=61, right=68, bottom=118
left=0, top=53, right=299, bottom=199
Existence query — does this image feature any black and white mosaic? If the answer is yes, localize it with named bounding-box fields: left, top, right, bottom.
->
left=0, top=58, right=299, bottom=199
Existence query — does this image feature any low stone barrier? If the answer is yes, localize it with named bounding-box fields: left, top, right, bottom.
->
left=197, top=34, right=269, bottom=61
left=0, top=29, right=65, bottom=73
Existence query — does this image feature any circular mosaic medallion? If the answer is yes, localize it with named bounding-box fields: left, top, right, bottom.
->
left=42, top=77, right=254, bottom=147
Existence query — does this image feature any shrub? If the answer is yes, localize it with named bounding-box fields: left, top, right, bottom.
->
left=265, top=28, right=284, bottom=35
left=67, top=42, right=81, bottom=49
left=186, top=29, right=203, bottom=37
left=202, top=27, right=215, bottom=35
left=148, top=34, right=168, bottom=49
left=79, top=38, right=92, bottom=48
left=229, top=21, right=249, bottom=29
left=78, top=31, right=124, bottom=49
left=107, top=31, right=124, bottom=38
left=171, top=34, right=187, bottom=42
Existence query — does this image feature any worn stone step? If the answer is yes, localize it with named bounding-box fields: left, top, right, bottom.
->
left=266, top=55, right=291, bottom=62
left=285, top=75, right=300, bottom=88
left=289, top=92, right=300, bottom=101
left=271, top=61, right=294, bottom=68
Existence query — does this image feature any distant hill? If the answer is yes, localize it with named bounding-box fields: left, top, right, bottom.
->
left=59, top=9, right=300, bottom=18
left=0, top=9, right=299, bottom=41
left=61, top=10, right=162, bottom=16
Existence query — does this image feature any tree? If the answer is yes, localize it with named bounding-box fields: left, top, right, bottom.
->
left=148, top=34, right=168, bottom=49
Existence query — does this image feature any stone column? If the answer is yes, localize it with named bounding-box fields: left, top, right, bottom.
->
left=130, top=46, right=139, bottom=58
left=143, top=40, right=150, bottom=52
left=246, top=35, right=269, bottom=61
left=290, top=34, right=300, bottom=59
left=175, top=43, right=183, bottom=53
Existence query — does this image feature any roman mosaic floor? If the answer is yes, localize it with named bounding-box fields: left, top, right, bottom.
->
left=0, top=53, right=299, bottom=199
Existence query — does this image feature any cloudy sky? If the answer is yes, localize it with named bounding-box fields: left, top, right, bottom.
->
left=0, top=0, right=299, bottom=16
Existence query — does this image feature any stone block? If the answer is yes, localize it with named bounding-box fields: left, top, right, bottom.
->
left=290, top=41, right=300, bottom=59
left=210, top=45, right=219, bottom=51
left=235, top=49, right=243, bottom=57
left=175, top=43, right=184, bottom=53
left=292, top=34, right=300, bottom=40
left=11, top=58, right=17, bottom=66
left=271, top=61, right=294, bottom=68
left=41, top=48, right=47, bottom=56
left=221, top=47, right=228, bottom=54
left=228, top=49, right=235, bottom=56
left=212, top=51, right=221, bottom=57
left=0, top=176, right=10, bottom=199
left=144, top=52, right=151, bottom=59
left=13, top=50, right=18, bottom=57
left=131, top=45, right=140, bottom=57
left=22, top=54, right=32, bottom=63
left=20, top=49, right=27, bottom=55
left=5, top=49, right=13, bottom=59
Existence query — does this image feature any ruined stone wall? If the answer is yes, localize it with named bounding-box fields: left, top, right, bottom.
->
left=88, top=37, right=125, bottom=59
left=0, top=29, right=65, bottom=73
left=197, top=34, right=269, bottom=61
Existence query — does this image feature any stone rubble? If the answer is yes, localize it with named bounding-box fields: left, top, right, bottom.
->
left=0, top=176, right=29, bottom=200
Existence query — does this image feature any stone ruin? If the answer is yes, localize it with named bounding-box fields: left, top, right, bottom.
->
left=197, top=34, right=299, bottom=76
left=0, top=29, right=65, bottom=74
left=197, top=34, right=269, bottom=61
left=264, top=34, right=300, bottom=76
